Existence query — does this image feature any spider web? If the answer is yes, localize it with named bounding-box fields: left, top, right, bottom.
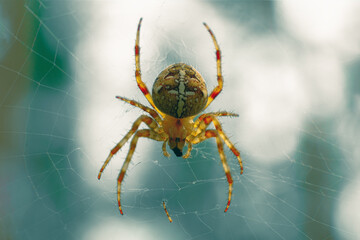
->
left=1, top=1, right=360, bottom=239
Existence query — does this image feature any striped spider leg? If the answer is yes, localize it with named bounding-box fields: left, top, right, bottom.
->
left=186, top=112, right=243, bottom=212
left=97, top=98, right=168, bottom=214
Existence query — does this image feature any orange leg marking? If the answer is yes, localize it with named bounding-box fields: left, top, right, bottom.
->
left=216, top=50, right=221, bottom=60
left=224, top=172, right=233, bottom=212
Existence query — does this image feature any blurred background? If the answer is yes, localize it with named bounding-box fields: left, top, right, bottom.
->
left=1, top=0, right=360, bottom=239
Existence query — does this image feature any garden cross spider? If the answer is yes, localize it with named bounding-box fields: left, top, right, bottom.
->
left=98, top=18, right=243, bottom=216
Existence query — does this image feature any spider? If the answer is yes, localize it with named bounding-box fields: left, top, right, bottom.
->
left=98, top=18, right=243, bottom=216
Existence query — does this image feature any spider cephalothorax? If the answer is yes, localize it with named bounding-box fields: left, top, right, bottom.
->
left=98, top=18, right=243, bottom=221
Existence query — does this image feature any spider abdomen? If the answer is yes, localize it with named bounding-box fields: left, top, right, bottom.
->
left=152, top=63, right=208, bottom=118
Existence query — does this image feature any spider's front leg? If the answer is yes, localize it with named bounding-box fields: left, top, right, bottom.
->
left=203, top=23, right=223, bottom=110
left=98, top=115, right=160, bottom=180
left=134, top=18, right=164, bottom=118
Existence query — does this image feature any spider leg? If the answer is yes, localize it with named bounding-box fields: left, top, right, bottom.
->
left=116, top=96, right=162, bottom=124
left=190, top=130, right=233, bottom=212
left=182, top=142, right=192, bottom=159
left=163, top=201, right=173, bottom=223
left=117, top=129, right=165, bottom=214
left=212, top=118, right=243, bottom=174
left=203, top=23, right=223, bottom=109
left=134, top=18, right=165, bottom=117
left=98, top=115, right=161, bottom=180
left=162, top=140, right=170, bottom=157
left=194, top=111, right=239, bottom=130
left=190, top=114, right=243, bottom=174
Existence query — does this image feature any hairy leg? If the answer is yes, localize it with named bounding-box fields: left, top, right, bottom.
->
left=190, top=130, right=233, bottom=212
left=193, top=111, right=238, bottom=130
left=203, top=23, right=223, bottom=109
left=98, top=115, right=160, bottom=179
left=134, top=18, right=164, bottom=117
left=116, top=96, right=162, bottom=123
left=117, top=129, right=165, bottom=214
left=190, top=114, right=243, bottom=174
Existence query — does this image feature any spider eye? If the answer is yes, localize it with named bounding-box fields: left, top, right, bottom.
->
left=152, top=63, right=208, bottom=118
